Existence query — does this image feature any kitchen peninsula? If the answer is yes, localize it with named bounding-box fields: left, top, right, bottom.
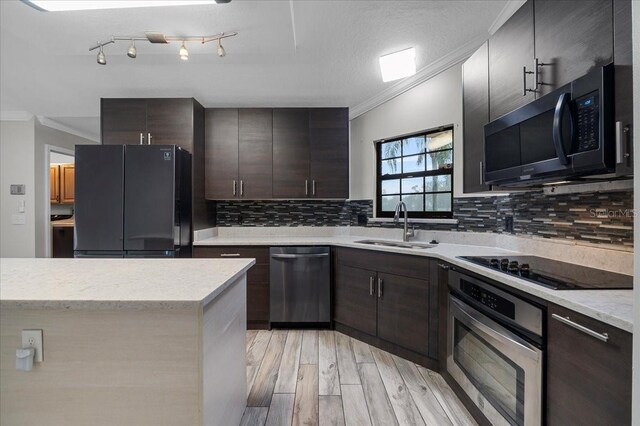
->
left=0, top=258, right=254, bottom=426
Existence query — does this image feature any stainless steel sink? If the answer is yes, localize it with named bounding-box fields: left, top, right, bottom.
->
left=354, top=239, right=436, bottom=249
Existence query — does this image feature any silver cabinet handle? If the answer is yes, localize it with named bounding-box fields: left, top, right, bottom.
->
left=551, top=314, right=609, bottom=342
left=312, top=180, right=316, bottom=196
left=240, top=180, right=244, bottom=197
left=139, top=132, right=144, bottom=145
left=479, top=161, right=484, bottom=185
left=305, top=180, right=309, bottom=196
left=220, top=253, right=241, bottom=257
left=522, top=66, right=534, bottom=96
left=147, top=133, right=152, bottom=145
left=438, top=263, right=450, bottom=270
left=369, top=276, right=375, bottom=296
left=232, top=180, right=237, bottom=196
left=377, top=277, right=383, bottom=298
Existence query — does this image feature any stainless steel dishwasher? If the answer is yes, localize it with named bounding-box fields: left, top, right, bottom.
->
left=270, top=246, right=331, bottom=324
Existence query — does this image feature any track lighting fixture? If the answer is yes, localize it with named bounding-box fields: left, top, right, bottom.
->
left=89, top=31, right=237, bottom=65
left=179, top=41, right=189, bottom=61
left=127, top=40, right=137, bottom=58
left=97, top=45, right=106, bottom=65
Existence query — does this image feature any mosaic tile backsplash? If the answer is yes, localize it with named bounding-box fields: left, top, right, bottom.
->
left=214, top=190, right=634, bottom=246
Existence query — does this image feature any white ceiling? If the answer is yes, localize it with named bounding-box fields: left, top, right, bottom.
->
left=1, top=0, right=510, bottom=139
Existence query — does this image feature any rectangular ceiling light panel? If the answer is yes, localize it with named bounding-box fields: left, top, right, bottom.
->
left=23, top=1, right=218, bottom=12
left=379, top=47, right=416, bottom=83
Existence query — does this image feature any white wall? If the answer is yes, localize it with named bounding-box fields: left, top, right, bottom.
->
left=0, top=119, right=36, bottom=257
left=632, top=1, right=639, bottom=423
left=349, top=64, right=465, bottom=202
left=34, top=120, right=95, bottom=257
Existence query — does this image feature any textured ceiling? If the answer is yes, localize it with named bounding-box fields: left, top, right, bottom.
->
left=1, top=0, right=508, bottom=137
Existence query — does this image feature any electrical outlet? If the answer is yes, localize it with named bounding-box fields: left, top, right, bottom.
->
left=22, top=330, right=43, bottom=362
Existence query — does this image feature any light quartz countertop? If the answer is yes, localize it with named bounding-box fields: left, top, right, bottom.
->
left=0, top=258, right=255, bottom=310
left=195, top=233, right=634, bottom=333
left=50, top=218, right=74, bottom=227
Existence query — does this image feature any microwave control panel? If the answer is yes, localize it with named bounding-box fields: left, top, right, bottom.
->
left=575, top=93, right=599, bottom=152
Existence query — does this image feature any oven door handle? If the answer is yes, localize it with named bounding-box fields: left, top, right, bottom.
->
left=451, top=297, right=540, bottom=360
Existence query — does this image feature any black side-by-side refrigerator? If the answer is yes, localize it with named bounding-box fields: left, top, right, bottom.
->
left=74, top=145, right=192, bottom=258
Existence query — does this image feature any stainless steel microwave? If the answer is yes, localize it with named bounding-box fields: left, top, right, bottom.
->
left=483, top=64, right=615, bottom=186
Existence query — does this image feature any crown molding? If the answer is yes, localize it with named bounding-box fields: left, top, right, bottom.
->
left=488, top=0, right=526, bottom=35
left=1, top=111, right=34, bottom=121
left=349, top=36, right=487, bottom=120
left=36, top=116, right=100, bottom=142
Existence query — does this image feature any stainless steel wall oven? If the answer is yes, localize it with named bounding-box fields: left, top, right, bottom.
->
left=447, top=268, right=544, bottom=425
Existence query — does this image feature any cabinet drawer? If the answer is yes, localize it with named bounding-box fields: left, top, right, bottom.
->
left=336, top=247, right=429, bottom=280
left=193, top=246, right=269, bottom=264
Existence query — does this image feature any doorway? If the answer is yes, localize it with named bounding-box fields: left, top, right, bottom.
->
left=44, top=145, right=75, bottom=257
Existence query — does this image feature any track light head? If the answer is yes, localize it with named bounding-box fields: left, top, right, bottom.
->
left=217, top=38, right=226, bottom=57
left=97, top=45, right=106, bottom=65
left=179, top=41, right=189, bottom=61
left=127, top=40, right=137, bottom=58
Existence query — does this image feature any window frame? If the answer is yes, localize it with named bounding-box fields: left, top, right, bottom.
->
left=375, top=125, right=454, bottom=219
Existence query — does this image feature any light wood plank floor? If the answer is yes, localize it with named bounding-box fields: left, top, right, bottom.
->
left=241, top=330, right=477, bottom=426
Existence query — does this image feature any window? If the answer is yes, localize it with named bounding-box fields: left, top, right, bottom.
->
left=376, top=126, right=453, bottom=218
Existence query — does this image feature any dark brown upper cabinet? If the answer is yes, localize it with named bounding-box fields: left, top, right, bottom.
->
left=239, top=109, right=274, bottom=199
left=534, top=0, right=613, bottom=97
left=272, top=108, right=311, bottom=198
left=488, top=0, right=535, bottom=121
left=101, top=99, right=147, bottom=145
left=204, top=109, right=274, bottom=200
left=203, top=107, right=349, bottom=200
left=462, top=41, right=491, bottom=193
left=613, top=0, right=633, bottom=175
left=205, top=109, right=239, bottom=200
left=309, top=108, right=349, bottom=199
left=101, top=98, right=197, bottom=149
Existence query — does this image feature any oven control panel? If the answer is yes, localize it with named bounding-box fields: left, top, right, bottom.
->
left=461, top=279, right=515, bottom=319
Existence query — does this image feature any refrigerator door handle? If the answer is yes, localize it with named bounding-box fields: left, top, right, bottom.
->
left=139, top=133, right=144, bottom=145
left=147, top=133, right=152, bottom=145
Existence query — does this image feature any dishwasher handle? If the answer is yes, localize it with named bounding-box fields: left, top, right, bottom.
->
left=271, top=253, right=330, bottom=259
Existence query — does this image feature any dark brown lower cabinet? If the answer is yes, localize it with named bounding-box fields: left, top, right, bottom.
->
left=334, top=248, right=434, bottom=360
left=334, top=265, right=377, bottom=336
left=546, top=303, right=631, bottom=425
left=376, top=272, right=429, bottom=355
left=193, top=246, right=270, bottom=329
left=52, top=226, right=74, bottom=258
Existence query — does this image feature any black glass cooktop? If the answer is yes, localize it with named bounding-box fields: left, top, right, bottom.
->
left=459, top=256, right=633, bottom=290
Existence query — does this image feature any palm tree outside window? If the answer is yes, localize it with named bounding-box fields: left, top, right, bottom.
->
left=376, top=126, right=454, bottom=218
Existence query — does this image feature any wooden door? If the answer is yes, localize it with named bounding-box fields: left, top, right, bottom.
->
left=309, top=108, right=349, bottom=199
left=50, top=165, right=60, bottom=203
left=272, top=109, right=310, bottom=198
left=204, top=109, right=239, bottom=200
left=238, top=109, right=273, bottom=199
left=463, top=42, right=491, bottom=193
left=547, top=304, right=631, bottom=425
left=60, top=164, right=75, bottom=204
left=488, top=1, right=534, bottom=120
left=334, top=264, right=377, bottom=336
left=376, top=272, right=430, bottom=355
left=146, top=98, right=194, bottom=151
left=101, top=98, right=147, bottom=145
left=52, top=227, right=74, bottom=258
left=534, top=0, right=613, bottom=96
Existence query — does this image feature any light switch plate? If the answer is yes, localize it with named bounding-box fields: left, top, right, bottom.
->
left=11, top=214, right=26, bottom=225
left=22, top=330, right=43, bottom=362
